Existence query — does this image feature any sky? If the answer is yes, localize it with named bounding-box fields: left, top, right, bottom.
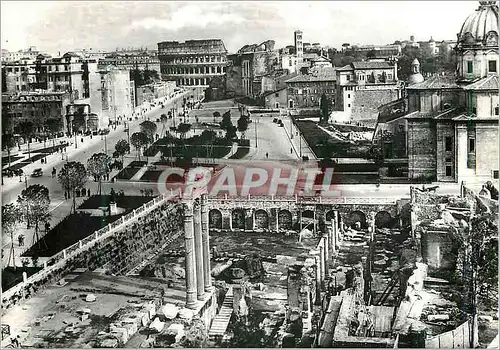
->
left=1, top=1, right=479, bottom=55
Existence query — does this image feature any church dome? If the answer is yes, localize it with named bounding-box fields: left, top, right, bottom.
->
left=408, top=58, right=424, bottom=85
left=457, top=1, right=498, bottom=47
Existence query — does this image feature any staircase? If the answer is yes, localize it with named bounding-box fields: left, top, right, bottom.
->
left=208, top=286, right=234, bottom=339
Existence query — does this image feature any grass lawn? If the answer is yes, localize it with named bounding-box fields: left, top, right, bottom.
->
left=327, top=123, right=374, bottom=133
left=2, top=266, right=42, bottom=291
left=22, top=196, right=151, bottom=257
left=229, top=146, right=250, bottom=159
left=78, top=195, right=152, bottom=209
left=2, top=155, right=23, bottom=164
left=296, top=120, right=372, bottom=158
left=114, top=167, right=141, bottom=180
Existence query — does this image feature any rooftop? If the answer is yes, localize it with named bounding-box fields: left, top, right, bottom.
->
left=463, top=74, right=499, bottom=90
left=285, top=67, right=336, bottom=83
left=351, top=61, right=394, bottom=70
left=407, top=74, right=460, bottom=90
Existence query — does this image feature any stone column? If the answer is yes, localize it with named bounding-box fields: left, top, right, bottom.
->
left=328, top=227, right=334, bottom=256
left=319, top=241, right=326, bottom=281
left=313, top=252, right=321, bottom=305
left=194, top=199, right=205, bottom=300
left=323, top=233, right=329, bottom=265
left=183, top=201, right=197, bottom=308
left=201, top=194, right=212, bottom=292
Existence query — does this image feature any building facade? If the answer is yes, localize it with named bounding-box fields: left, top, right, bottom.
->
left=97, top=50, right=161, bottom=73
left=285, top=66, right=336, bottom=110
left=226, top=40, right=278, bottom=97
left=135, top=81, right=176, bottom=106
left=157, top=39, right=228, bottom=87
left=377, top=1, right=499, bottom=183
left=333, top=59, right=401, bottom=125
left=2, top=91, right=73, bottom=134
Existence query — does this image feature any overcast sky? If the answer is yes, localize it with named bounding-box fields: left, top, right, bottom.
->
left=1, top=1, right=478, bottom=54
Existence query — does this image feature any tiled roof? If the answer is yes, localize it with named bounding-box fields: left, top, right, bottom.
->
left=463, top=74, right=499, bottom=90
left=352, top=61, right=393, bottom=70
left=407, top=74, right=460, bottom=90
left=336, top=64, right=353, bottom=72
left=285, top=67, right=336, bottom=83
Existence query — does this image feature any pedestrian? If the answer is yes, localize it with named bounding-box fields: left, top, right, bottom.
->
left=266, top=152, right=269, bottom=159
left=290, top=148, right=293, bottom=154
left=64, top=191, right=68, bottom=200
left=18, top=234, right=24, bottom=247
left=87, top=188, right=91, bottom=197
left=81, top=137, right=84, bottom=143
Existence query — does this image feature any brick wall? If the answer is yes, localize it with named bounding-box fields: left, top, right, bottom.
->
left=407, top=119, right=437, bottom=179
left=351, top=89, right=400, bottom=126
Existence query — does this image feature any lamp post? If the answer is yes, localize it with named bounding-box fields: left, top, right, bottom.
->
left=255, top=115, right=258, bottom=148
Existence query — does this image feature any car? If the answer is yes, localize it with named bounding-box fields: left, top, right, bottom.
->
left=31, top=168, right=43, bottom=177
left=100, top=129, right=110, bottom=135
left=84, top=130, right=92, bottom=136
left=92, top=131, right=99, bottom=136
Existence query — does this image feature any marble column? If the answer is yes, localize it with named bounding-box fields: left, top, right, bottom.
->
left=193, top=200, right=205, bottom=300
left=201, top=194, right=212, bottom=292
left=183, top=201, right=197, bottom=308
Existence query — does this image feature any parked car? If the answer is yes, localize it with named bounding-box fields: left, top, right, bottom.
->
left=31, top=168, right=43, bottom=177
left=100, top=129, right=110, bottom=135
left=84, top=130, right=92, bottom=136
left=92, top=131, right=99, bottom=136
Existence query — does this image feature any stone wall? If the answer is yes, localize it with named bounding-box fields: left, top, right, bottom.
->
left=407, top=119, right=437, bottom=179
left=1, top=201, right=184, bottom=313
left=207, top=199, right=399, bottom=232
left=351, top=88, right=400, bottom=127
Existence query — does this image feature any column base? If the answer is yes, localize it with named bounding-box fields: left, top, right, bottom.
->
left=197, top=292, right=207, bottom=301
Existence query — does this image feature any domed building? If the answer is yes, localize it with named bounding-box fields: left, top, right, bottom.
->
left=374, top=1, right=498, bottom=184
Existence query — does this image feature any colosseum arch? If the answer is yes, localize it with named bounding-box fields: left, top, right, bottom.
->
left=278, top=209, right=293, bottom=230
left=375, top=211, right=393, bottom=229
left=232, top=209, right=245, bottom=230
left=348, top=210, right=367, bottom=229
left=209, top=209, right=222, bottom=229
left=254, top=209, right=269, bottom=230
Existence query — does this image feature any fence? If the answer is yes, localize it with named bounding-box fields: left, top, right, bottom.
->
left=424, top=317, right=478, bottom=348
left=207, top=194, right=399, bottom=205
left=1, top=192, right=178, bottom=304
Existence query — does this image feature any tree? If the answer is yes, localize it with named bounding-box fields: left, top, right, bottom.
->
left=140, top=120, right=157, bottom=143
left=225, top=125, right=237, bottom=140
left=320, top=93, right=329, bottom=123
left=18, top=120, right=34, bottom=160
left=3, top=133, right=16, bottom=168
left=17, top=184, right=50, bottom=246
left=44, top=118, right=62, bottom=146
left=213, top=111, right=221, bottom=123
left=87, top=153, right=112, bottom=195
left=130, top=132, right=149, bottom=161
left=178, top=316, right=208, bottom=348
left=160, top=113, right=169, bottom=136
left=3, top=204, right=20, bottom=266
left=58, top=161, right=87, bottom=213
left=114, top=139, right=130, bottom=162
left=237, top=115, right=249, bottom=140
left=220, top=111, right=232, bottom=130
left=177, top=123, right=192, bottom=140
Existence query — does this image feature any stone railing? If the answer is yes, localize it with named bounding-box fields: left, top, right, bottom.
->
left=207, top=194, right=398, bottom=205
left=1, top=192, right=178, bottom=308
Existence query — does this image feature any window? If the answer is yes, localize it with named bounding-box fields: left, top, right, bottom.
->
left=472, top=107, right=477, bottom=114
left=347, top=94, right=350, bottom=98
left=495, top=107, right=499, bottom=115
left=493, top=170, right=499, bottom=179
left=348, top=103, right=351, bottom=108
left=445, top=136, right=452, bottom=152
left=468, top=138, right=475, bottom=153
left=467, top=61, right=473, bottom=73
left=388, top=74, right=393, bottom=80
left=275, top=93, right=279, bottom=97
left=445, top=165, right=453, bottom=177
left=488, top=60, right=497, bottom=72
left=445, top=157, right=452, bottom=163
left=346, top=75, right=350, bottom=81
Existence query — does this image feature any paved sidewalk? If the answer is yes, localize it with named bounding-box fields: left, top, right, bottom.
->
left=282, top=115, right=317, bottom=160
